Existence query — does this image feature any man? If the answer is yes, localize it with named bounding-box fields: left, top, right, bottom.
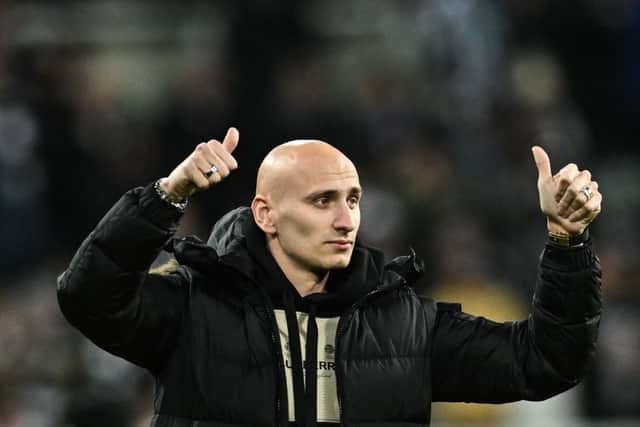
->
left=58, top=127, right=602, bottom=427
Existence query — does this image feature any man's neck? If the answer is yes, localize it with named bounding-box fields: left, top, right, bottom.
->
left=289, top=275, right=329, bottom=297
left=267, top=240, right=329, bottom=297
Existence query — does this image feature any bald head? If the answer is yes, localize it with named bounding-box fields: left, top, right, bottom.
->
left=251, top=139, right=361, bottom=283
left=256, top=140, right=357, bottom=200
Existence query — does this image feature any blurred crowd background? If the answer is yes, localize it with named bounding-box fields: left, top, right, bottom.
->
left=1, top=1, right=639, bottom=426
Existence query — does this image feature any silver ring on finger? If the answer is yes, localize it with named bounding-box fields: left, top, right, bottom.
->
left=204, top=165, right=219, bottom=178
left=579, top=185, right=592, bottom=202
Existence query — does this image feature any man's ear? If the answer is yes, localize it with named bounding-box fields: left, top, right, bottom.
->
left=251, top=195, right=277, bottom=234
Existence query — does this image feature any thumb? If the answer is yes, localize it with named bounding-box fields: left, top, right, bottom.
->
left=531, top=145, right=552, bottom=182
left=222, top=127, right=240, bottom=153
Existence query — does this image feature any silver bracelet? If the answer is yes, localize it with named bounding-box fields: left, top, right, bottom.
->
left=154, top=178, right=188, bottom=212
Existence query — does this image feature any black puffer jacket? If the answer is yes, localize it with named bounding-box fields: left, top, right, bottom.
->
left=57, top=184, right=602, bottom=427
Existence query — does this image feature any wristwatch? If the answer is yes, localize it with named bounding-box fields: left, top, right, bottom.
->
left=154, top=178, right=188, bottom=212
left=547, top=228, right=590, bottom=247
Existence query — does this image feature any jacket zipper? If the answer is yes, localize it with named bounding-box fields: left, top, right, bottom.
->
left=260, top=289, right=287, bottom=427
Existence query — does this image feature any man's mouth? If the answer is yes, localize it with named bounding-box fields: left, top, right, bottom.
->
left=326, top=239, right=352, bottom=250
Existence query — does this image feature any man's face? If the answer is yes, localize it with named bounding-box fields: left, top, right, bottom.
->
left=269, top=158, right=361, bottom=275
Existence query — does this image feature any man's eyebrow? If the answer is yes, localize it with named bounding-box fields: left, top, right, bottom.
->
left=305, top=187, right=362, bottom=200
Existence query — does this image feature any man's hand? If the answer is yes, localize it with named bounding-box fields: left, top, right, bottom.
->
left=531, top=145, right=602, bottom=236
left=160, top=127, right=239, bottom=200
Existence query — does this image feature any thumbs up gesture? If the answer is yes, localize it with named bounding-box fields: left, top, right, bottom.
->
left=159, top=127, right=240, bottom=201
left=531, top=146, right=602, bottom=236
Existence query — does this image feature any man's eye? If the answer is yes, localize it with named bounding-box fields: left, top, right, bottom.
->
left=347, top=196, right=360, bottom=207
left=315, top=197, right=330, bottom=206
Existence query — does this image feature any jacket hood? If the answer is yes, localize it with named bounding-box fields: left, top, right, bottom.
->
left=206, top=206, right=254, bottom=257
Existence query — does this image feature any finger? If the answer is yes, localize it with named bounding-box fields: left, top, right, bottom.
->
left=554, top=163, right=580, bottom=203
left=209, top=140, right=238, bottom=170
left=568, top=192, right=602, bottom=223
left=222, top=127, right=239, bottom=154
left=192, top=155, right=221, bottom=183
left=531, top=146, right=552, bottom=182
left=195, top=142, right=219, bottom=171
left=569, top=175, right=594, bottom=211
left=196, top=143, right=231, bottom=178
left=558, top=170, right=591, bottom=217
left=187, top=162, right=211, bottom=189
left=554, top=163, right=579, bottom=202
left=209, top=152, right=231, bottom=178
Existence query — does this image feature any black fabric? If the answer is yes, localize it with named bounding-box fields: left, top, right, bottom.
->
left=57, top=184, right=603, bottom=427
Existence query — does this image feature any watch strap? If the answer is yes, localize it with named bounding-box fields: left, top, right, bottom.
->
left=547, top=228, right=590, bottom=247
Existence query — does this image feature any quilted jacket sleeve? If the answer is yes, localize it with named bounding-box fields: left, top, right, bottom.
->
left=57, top=183, right=187, bottom=373
left=430, top=239, right=602, bottom=402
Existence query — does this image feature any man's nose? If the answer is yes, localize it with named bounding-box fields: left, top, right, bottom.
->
left=333, top=202, right=356, bottom=232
